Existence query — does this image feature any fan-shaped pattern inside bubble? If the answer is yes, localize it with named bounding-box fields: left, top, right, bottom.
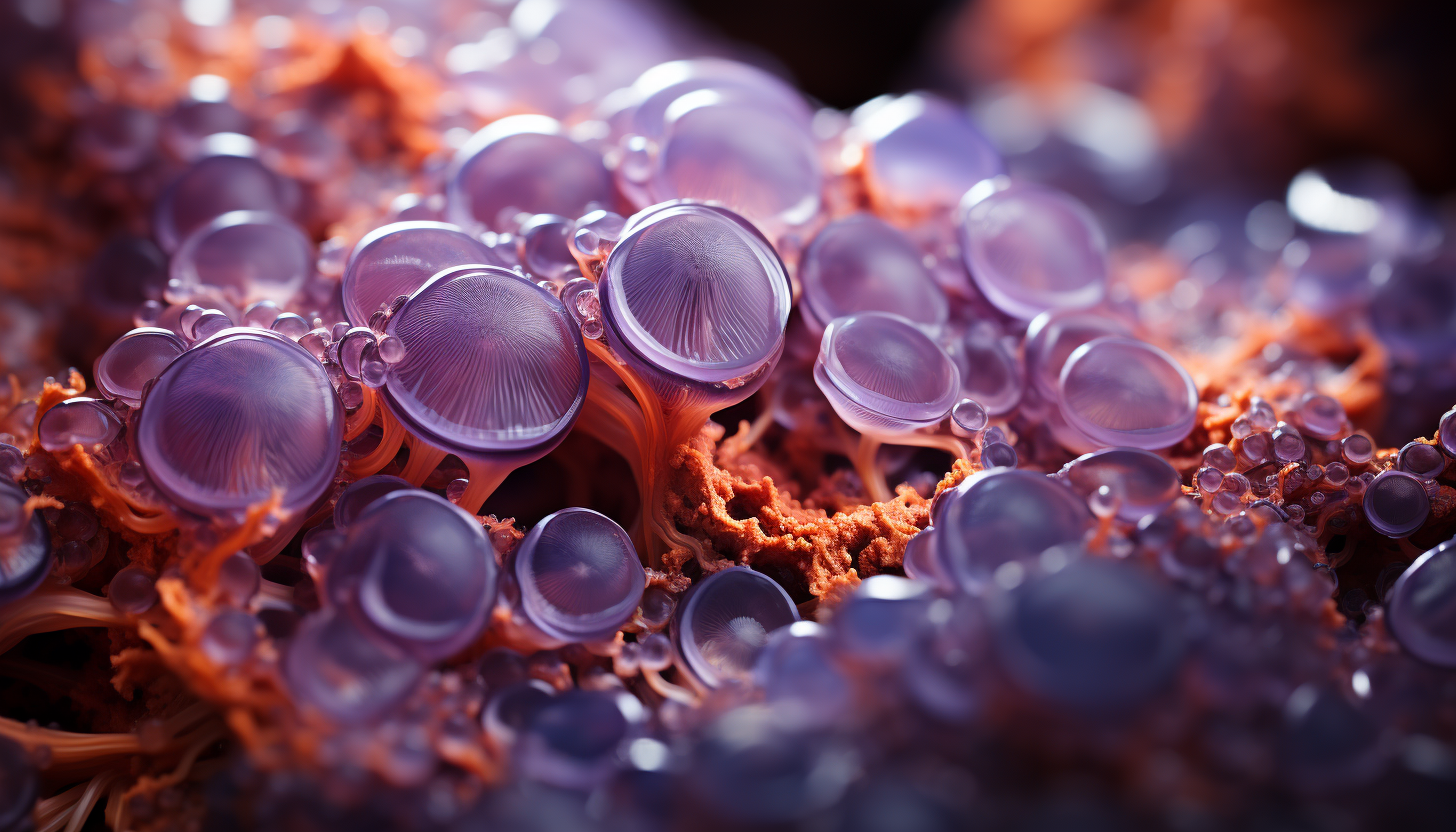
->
left=959, top=181, right=1108, bottom=320
left=798, top=214, right=948, bottom=331
left=650, top=101, right=822, bottom=232
left=153, top=154, right=299, bottom=252
left=342, top=221, right=499, bottom=325
left=136, top=329, right=342, bottom=515
left=170, top=210, right=312, bottom=306
left=627, top=58, right=812, bottom=142
left=815, top=312, right=960, bottom=434
left=284, top=608, right=424, bottom=725
left=447, top=119, right=614, bottom=232
left=95, top=328, right=187, bottom=407
left=330, top=490, right=497, bottom=660
left=1058, top=336, right=1197, bottom=450
left=0, top=480, right=52, bottom=606
left=1362, top=470, right=1430, bottom=538
left=516, top=508, right=645, bottom=642
left=1387, top=539, right=1456, bottom=668
left=937, top=469, right=1092, bottom=593
left=995, top=558, right=1181, bottom=710
left=384, top=268, right=586, bottom=455
left=676, top=567, right=799, bottom=688
left=607, top=206, right=789, bottom=381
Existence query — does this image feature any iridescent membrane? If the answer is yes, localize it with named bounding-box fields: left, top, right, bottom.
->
left=135, top=328, right=343, bottom=516
left=814, top=312, right=961, bottom=435
left=514, top=507, right=645, bottom=643
left=1023, top=307, right=1131, bottom=404
left=1058, top=336, right=1198, bottom=450
left=796, top=214, right=949, bottom=333
left=672, top=566, right=799, bottom=689
left=341, top=221, right=500, bottom=325
left=283, top=608, right=424, bottom=724
left=1362, top=470, right=1429, bottom=538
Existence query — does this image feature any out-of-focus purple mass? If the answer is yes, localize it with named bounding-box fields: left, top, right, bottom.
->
left=2, top=0, right=1456, bottom=831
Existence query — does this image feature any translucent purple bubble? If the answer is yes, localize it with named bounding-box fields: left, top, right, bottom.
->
left=1240, top=431, right=1273, bottom=466
left=518, top=689, right=633, bottom=789
left=937, top=469, right=1092, bottom=593
left=796, top=214, right=949, bottom=332
left=829, top=575, right=930, bottom=668
left=1061, top=447, right=1181, bottom=524
left=135, top=328, right=343, bottom=516
left=601, top=203, right=790, bottom=386
left=330, top=490, right=497, bottom=661
left=332, top=474, right=413, bottom=529
left=959, top=180, right=1108, bottom=320
left=94, top=328, right=188, bottom=408
left=752, top=621, right=852, bottom=726
left=672, top=566, right=799, bottom=689
left=994, top=557, right=1182, bottom=710
left=170, top=210, right=313, bottom=307
left=856, top=93, right=1002, bottom=214
left=77, top=103, right=158, bottom=171
left=0, top=480, right=52, bottom=606
left=0, top=444, right=22, bottom=481
left=446, top=115, right=614, bottom=233
left=514, top=507, right=645, bottom=643
left=0, top=736, right=39, bottom=832
left=1362, top=470, right=1430, bottom=538
left=200, top=608, right=261, bottom=665
left=950, top=328, right=1023, bottom=416
left=902, top=528, right=950, bottom=590
left=482, top=679, right=556, bottom=746
left=950, top=399, right=988, bottom=437
left=37, top=397, right=122, bottom=453
left=341, top=221, right=499, bottom=325
left=82, top=236, right=168, bottom=320
left=284, top=609, right=424, bottom=724
left=980, top=442, right=1018, bottom=469
left=1272, top=423, right=1306, bottom=463
left=1386, top=539, right=1456, bottom=668
left=1296, top=393, right=1347, bottom=440
left=1397, top=442, right=1445, bottom=479
left=1441, top=408, right=1456, bottom=457
left=217, top=552, right=261, bottom=606
left=109, top=566, right=158, bottom=614
left=1058, top=336, right=1198, bottom=450
left=814, top=312, right=961, bottom=435
left=162, top=99, right=251, bottom=161
left=153, top=154, right=300, bottom=253
left=516, top=214, right=579, bottom=284
left=383, top=266, right=587, bottom=458
left=624, top=58, right=812, bottom=145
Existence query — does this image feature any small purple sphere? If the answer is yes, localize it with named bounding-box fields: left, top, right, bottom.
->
left=1386, top=539, right=1456, bottom=668
left=153, top=154, right=300, bottom=253
left=94, top=328, right=187, bottom=407
left=1362, top=470, right=1430, bottom=538
left=37, top=397, right=122, bottom=453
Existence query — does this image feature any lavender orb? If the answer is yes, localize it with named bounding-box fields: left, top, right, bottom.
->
left=814, top=312, right=961, bottom=435
left=135, top=328, right=343, bottom=516
left=382, top=266, right=587, bottom=460
left=1272, top=423, right=1306, bottom=463
left=829, top=575, right=931, bottom=668
left=200, top=608, right=261, bottom=665
left=341, top=221, right=499, bottom=325
left=1440, top=408, right=1456, bottom=457
left=109, top=566, right=158, bottom=614
left=950, top=328, right=1023, bottom=416
left=856, top=93, right=1002, bottom=216
left=482, top=680, right=556, bottom=746
left=94, top=328, right=187, bottom=407
left=217, top=552, right=261, bottom=606
left=514, top=508, right=645, bottom=643
left=153, top=154, right=300, bottom=253
left=937, top=469, right=1092, bottom=593
left=446, top=115, right=614, bottom=233
left=1362, top=470, right=1430, bottom=538
left=0, top=736, right=39, bottom=832
left=624, top=58, right=812, bottom=144
left=1386, top=539, right=1456, bottom=668
left=1023, top=308, right=1133, bottom=404
left=797, top=214, right=949, bottom=333
left=37, top=397, right=122, bottom=453
left=994, top=558, right=1182, bottom=710
left=671, top=566, right=799, bottom=689
left=76, top=103, right=157, bottom=172
left=1296, top=393, right=1347, bottom=440
left=518, top=689, right=633, bottom=790
left=1280, top=686, right=1384, bottom=791
left=959, top=180, right=1108, bottom=320
left=0, top=480, right=52, bottom=606
left=752, top=621, right=852, bottom=725
left=284, top=609, right=425, bottom=724
left=901, top=528, right=949, bottom=590
left=1397, top=442, right=1445, bottom=479
left=329, top=490, right=497, bottom=661
left=170, top=210, right=313, bottom=307
left=980, top=442, right=1019, bottom=469
left=0, top=445, right=23, bottom=482
left=600, top=203, right=791, bottom=394
left=1061, top=447, right=1181, bottom=524
left=333, top=474, right=413, bottom=529
left=1342, top=434, right=1376, bottom=465
left=1058, top=336, right=1198, bottom=450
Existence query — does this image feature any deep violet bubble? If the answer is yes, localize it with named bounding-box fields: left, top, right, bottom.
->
left=672, top=566, right=799, bottom=688
left=109, top=565, right=158, bottom=615
left=1397, top=441, right=1446, bottom=479
left=152, top=154, right=300, bottom=253
left=514, top=507, right=645, bottom=643
left=341, top=221, right=500, bottom=325
left=1362, top=470, right=1430, bottom=538
left=0, top=480, right=52, bottom=606
left=1060, top=447, right=1181, bottom=524
left=1023, top=307, right=1132, bottom=403
left=937, top=469, right=1093, bottom=593
left=1386, top=538, right=1456, bottom=668
left=624, top=58, right=813, bottom=144
left=1280, top=686, right=1385, bottom=791
left=797, top=214, right=948, bottom=332
left=283, top=608, right=425, bottom=725
left=330, top=489, right=497, bottom=661
left=94, top=327, right=187, bottom=407
left=1440, top=408, right=1456, bottom=457
left=993, top=557, right=1182, bottom=710
left=752, top=621, right=853, bottom=726
left=688, top=705, right=853, bottom=823
left=162, top=98, right=251, bottom=161
left=169, top=210, right=313, bottom=307
left=1058, top=336, right=1198, bottom=450
left=518, top=689, right=634, bottom=789
left=855, top=93, right=1002, bottom=215
left=333, top=474, right=413, bottom=529
left=135, top=328, right=343, bottom=516
left=950, top=328, right=1023, bottom=417
left=814, top=311, right=961, bottom=435
left=0, top=735, right=39, bottom=832
left=382, top=266, right=587, bottom=458
left=37, top=397, right=122, bottom=453
left=446, top=115, right=614, bottom=233
left=958, top=180, right=1108, bottom=320
left=829, top=575, right=931, bottom=668
left=601, top=203, right=791, bottom=385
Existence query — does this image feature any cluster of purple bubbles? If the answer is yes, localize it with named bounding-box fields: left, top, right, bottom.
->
left=2, top=1, right=1455, bottom=831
